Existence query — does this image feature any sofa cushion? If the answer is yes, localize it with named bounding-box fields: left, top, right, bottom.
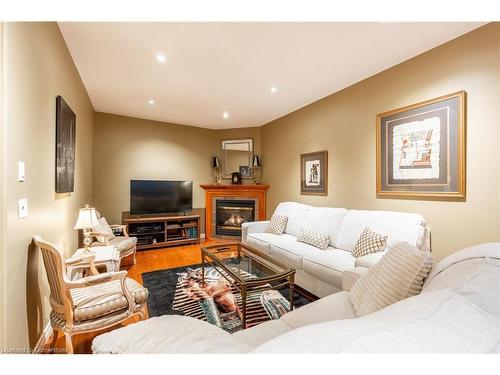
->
left=350, top=242, right=433, bottom=317
left=336, top=210, right=427, bottom=252
left=92, top=315, right=252, bottom=354
left=273, top=202, right=311, bottom=236
left=352, top=227, right=387, bottom=258
left=300, top=207, right=348, bottom=246
left=302, top=248, right=356, bottom=288
left=269, top=235, right=319, bottom=270
left=297, top=229, right=330, bottom=250
left=265, top=215, right=288, bottom=235
left=252, top=288, right=498, bottom=353
left=280, top=291, right=356, bottom=329
left=421, top=242, right=500, bottom=318
left=245, top=232, right=276, bottom=255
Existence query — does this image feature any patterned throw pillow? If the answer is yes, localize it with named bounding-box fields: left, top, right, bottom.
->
left=265, top=215, right=288, bottom=235
left=93, top=217, right=115, bottom=243
left=297, top=229, right=330, bottom=250
left=352, top=227, right=388, bottom=258
left=350, top=242, right=433, bottom=316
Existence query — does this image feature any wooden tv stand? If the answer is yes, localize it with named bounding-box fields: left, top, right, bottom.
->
left=122, top=211, right=200, bottom=250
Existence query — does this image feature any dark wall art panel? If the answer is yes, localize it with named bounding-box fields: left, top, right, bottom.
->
left=55, top=95, right=76, bottom=193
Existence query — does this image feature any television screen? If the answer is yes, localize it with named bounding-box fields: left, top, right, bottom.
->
left=130, top=180, right=193, bottom=215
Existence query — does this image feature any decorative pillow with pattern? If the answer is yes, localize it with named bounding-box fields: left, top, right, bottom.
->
left=350, top=242, right=433, bottom=316
left=352, top=227, right=388, bottom=258
left=93, top=217, right=115, bottom=243
left=265, top=215, right=288, bottom=235
left=297, top=229, right=330, bottom=250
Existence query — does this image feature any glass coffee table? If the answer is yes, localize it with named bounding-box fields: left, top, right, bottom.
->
left=201, top=242, right=296, bottom=328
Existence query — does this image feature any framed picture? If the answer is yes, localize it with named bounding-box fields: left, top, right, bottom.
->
left=301, top=151, right=328, bottom=195
left=231, top=172, right=242, bottom=185
left=239, top=165, right=252, bottom=178
left=55, top=95, right=76, bottom=193
left=376, top=91, right=466, bottom=200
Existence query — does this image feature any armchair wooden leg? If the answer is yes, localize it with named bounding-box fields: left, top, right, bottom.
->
left=138, top=306, right=147, bottom=321
left=48, top=328, right=58, bottom=351
left=64, top=333, right=74, bottom=354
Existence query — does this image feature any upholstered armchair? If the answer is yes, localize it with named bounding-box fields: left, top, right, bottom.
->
left=33, top=235, right=148, bottom=354
left=89, top=212, right=137, bottom=265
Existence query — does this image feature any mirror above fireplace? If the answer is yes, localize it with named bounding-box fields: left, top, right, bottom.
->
left=221, top=138, right=254, bottom=179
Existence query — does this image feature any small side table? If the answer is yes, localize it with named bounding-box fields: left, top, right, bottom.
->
left=67, top=246, right=121, bottom=278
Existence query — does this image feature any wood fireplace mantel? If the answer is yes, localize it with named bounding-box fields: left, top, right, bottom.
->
left=200, top=184, right=270, bottom=239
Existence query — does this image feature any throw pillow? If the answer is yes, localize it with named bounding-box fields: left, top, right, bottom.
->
left=352, top=227, right=388, bottom=258
left=297, top=229, right=330, bottom=250
left=350, top=242, right=433, bottom=316
left=93, top=217, right=115, bottom=243
left=265, top=215, right=288, bottom=235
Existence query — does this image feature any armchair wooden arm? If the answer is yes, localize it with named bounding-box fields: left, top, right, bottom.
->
left=65, top=251, right=99, bottom=275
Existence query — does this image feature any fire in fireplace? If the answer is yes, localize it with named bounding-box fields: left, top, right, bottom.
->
left=216, top=199, right=255, bottom=236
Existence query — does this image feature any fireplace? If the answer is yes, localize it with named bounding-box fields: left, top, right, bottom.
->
left=216, top=199, right=255, bottom=236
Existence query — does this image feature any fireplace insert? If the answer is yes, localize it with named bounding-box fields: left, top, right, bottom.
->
left=216, top=199, right=255, bottom=236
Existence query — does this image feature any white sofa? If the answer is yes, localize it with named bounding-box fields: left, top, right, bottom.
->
left=242, top=202, right=431, bottom=297
left=92, top=243, right=500, bottom=353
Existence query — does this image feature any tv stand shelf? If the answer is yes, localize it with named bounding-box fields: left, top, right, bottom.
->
left=122, top=211, right=200, bottom=250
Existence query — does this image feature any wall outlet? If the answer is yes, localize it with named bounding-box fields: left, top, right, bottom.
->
left=18, top=161, right=25, bottom=182
left=18, top=198, right=28, bottom=218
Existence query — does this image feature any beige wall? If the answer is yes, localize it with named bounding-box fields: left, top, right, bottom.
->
left=262, top=23, right=500, bottom=261
left=2, top=23, right=94, bottom=350
left=93, top=113, right=262, bottom=229
left=0, top=21, right=6, bottom=349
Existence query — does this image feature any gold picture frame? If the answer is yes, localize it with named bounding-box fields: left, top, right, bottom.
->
left=301, top=150, right=328, bottom=195
left=376, top=91, right=466, bottom=201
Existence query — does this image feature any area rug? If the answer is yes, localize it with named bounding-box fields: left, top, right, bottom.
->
left=142, top=263, right=310, bottom=333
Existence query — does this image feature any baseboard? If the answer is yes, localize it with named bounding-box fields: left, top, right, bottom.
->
left=33, top=322, right=52, bottom=354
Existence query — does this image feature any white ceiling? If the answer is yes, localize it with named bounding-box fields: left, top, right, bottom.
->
left=59, top=22, right=484, bottom=129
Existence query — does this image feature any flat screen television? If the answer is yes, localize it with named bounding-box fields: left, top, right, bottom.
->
left=130, top=180, right=193, bottom=215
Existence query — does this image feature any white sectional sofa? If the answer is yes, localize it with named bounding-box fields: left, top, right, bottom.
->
left=242, top=202, right=431, bottom=297
left=92, top=243, right=500, bottom=353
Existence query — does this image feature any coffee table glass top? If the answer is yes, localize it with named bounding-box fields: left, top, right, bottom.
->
left=201, top=242, right=292, bottom=284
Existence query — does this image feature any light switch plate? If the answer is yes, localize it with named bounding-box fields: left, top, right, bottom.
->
left=18, top=161, right=25, bottom=182
left=18, top=198, right=28, bottom=218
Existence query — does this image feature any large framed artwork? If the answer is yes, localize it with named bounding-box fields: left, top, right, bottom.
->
left=55, top=95, right=76, bottom=193
left=376, top=91, right=466, bottom=200
left=301, top=150, right=328, bottom=195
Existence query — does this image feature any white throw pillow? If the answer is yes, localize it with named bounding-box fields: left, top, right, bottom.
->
left=93, top=217, right=115, bottom=243
left=352, top=227, right=387, bottom=258
left=350, top=242, right=433, bottom=316
left=297, top=229, right=330, bottom=250
left=265, top=215, right=288, bottom=235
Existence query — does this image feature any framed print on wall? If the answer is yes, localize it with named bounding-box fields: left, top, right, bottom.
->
left=376, top=91, right=466, bottom=200
left=55, top=95, right=76, bottom=193
left=301, top=150, right=328, bottom=195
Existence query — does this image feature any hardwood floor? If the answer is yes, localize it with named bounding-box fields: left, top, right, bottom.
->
left=43, top=239, right=221, bottom=354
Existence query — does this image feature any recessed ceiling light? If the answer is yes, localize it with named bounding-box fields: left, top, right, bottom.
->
left=222, top=111, right=229, bottom=119
left=270, top=86, right=278, bottom=94
left=147, top=99, right=155, bottom=105
left=156, top=54, right=166, bottom=63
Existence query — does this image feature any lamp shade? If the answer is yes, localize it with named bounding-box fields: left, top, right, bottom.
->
left=252, top=155, right=261, bottom=167
left=74, top=205, right=99, bottom=229
left=212, top=156, right=221, bottom=168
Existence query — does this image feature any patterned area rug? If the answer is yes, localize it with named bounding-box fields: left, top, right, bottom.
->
left=142, top=263, right=310, bottom=333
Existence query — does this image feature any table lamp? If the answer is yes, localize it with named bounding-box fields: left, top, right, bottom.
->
left=212, top=156, right=221, bottom=185
left=252, top=155, right=261, bottom=184
left=74, top=204, right=99, bottom=252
